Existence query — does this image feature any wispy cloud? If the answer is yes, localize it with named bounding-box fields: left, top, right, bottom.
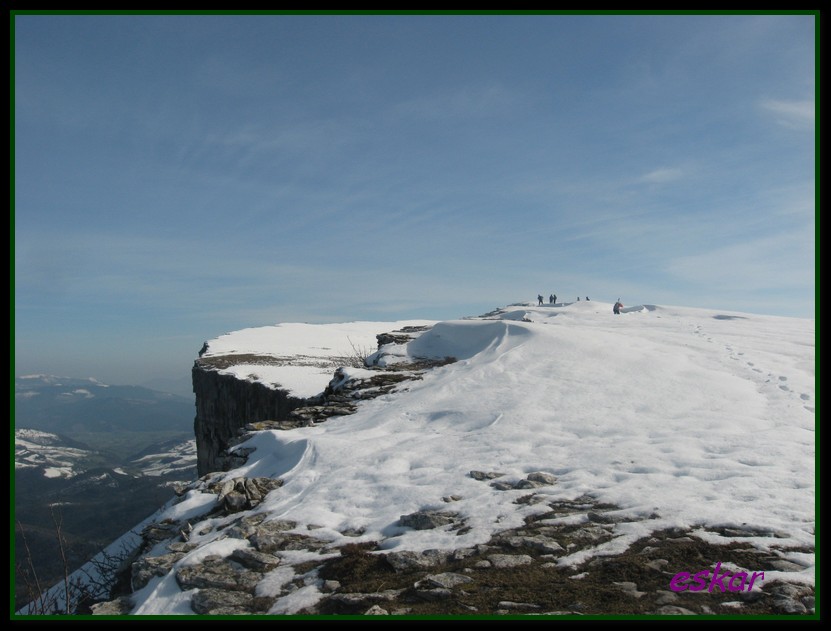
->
left=760, top=98, right=814, bottom=130
left=664, top=228, right=815, bottom=292
left=638, top=167, right=684, bottom=184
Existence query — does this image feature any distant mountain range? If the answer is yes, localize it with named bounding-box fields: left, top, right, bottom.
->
left=14, top=375, right=195, bottom=434
left=140, top=374, right=196, bottom=399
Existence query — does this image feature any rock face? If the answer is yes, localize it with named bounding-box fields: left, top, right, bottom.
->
left=191, top=326, right=444, bottom=478
left=191, top=365, right=303, bottom=477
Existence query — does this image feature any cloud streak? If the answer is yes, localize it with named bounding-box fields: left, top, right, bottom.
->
left=638, top=167, right=684, bottom=183
left=760, top=98, right=814, bottom=130
left=665, top=227, right=815, bottom=292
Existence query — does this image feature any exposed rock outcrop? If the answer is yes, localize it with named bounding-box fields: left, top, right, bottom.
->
left=192, top=366, right=304, bottom=477
left=192, top=325, right=448, bottom=478
left=92, top=483, right=815, bottom=616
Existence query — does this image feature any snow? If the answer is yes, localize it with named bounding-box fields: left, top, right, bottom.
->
left=14, top=429, right=92, bottom=479
left=34, top=300, right=816, bottom=615
left=256, top=567, right=299, bottom=598
left=268, top=585, right=324, bottom=615
left=131, top=440, right=197, bottom=477
left=201, top=320, right=433, bottom=397
left=17, top=375, right=109, bottom=388
left=16, top=428, right=64, bottom=444
left=177, top=538, right=250, bottom=567
left=130, top=575, right=198, bottom=616
left=217, top=364, right=336, bottom=399
left=160, top=490, right=219, bottom=523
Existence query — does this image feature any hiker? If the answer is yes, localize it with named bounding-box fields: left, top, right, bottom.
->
left=613, top=300, right=623, bottom=315
left=538, top=294, right=544, bottom=306
left=550, top=294, right=556, bottom=304
left=586, top=297, right=590, bottom=301
left=577, top=297, right=580, bottom=301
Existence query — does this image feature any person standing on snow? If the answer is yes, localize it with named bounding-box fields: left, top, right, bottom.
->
left=613, top=300, right=623, bottom=315
left=549, top=294, right=556, bottom=304
left=538, top=294, right=544, bottom=306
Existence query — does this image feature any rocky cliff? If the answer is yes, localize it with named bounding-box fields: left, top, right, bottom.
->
left=190, top=323, right=433, bottom=478
left=191, top=361, right=304, bottom=477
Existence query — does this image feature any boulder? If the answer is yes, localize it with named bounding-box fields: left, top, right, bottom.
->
left=190, top=588, right=255, bottom=615
left=399, top=510, right=461, bottom=531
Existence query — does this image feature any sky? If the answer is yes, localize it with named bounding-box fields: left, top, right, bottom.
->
left=19, top=301, right=815, bottom=615
left=13, top=12, right=817, bottom=389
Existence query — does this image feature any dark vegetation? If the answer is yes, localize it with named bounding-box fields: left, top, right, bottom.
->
left=14, top=378, right=198, bottom=612
left=14, top=464, right=189, bottom=612
left=313, top=527, right=813, bottom=617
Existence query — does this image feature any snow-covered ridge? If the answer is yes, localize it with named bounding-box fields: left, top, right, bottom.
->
left=199, top=320, right=435, bottom=398
left=21, top=301, right=815, bottom=616
left=15, top=376, right=112, bottom=402
left=17, top=375, right=109, bottom=387
left=200, top=301, right=814, bottom=558
left=132, top=440, right=198, bottom=479
left=15, top=429, right=94, bottom=479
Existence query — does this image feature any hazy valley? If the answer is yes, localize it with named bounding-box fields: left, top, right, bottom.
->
left=13, top=376, right=198, bottom=611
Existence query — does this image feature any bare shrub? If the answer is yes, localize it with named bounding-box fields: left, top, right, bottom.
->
left=345, top=336, right=374, bottom=369
left=15, top=505, right=135, bottom=615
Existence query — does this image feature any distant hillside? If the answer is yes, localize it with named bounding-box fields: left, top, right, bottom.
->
left=13, top=376, right=198, bottom=614
left=14, top=428, right=197, bottom=612
left=140, top=374, right=196, bottom=400
left=15, top=428, right=101, bottom=478
left=14, top=375, right=194, bottom=434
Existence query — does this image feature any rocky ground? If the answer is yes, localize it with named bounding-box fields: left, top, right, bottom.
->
left=91, top=485, right=815, bottom=617
left=311, top=516, right=815, bottom=617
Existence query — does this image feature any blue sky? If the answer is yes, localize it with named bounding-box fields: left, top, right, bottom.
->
left=13, top=12, right=816, bottom=389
